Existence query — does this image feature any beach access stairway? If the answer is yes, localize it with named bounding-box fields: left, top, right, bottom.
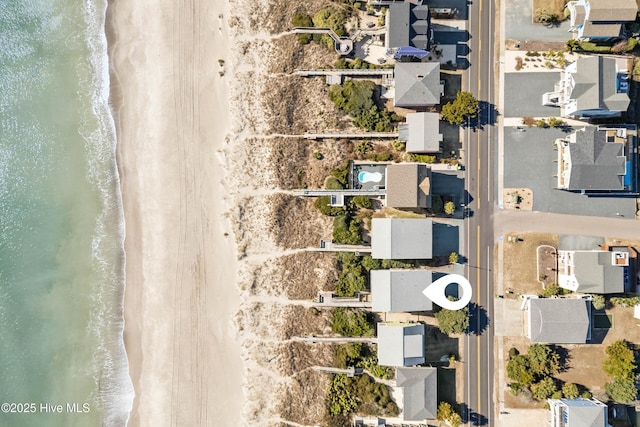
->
left=293, top=335, right=378, bottom=344
left=316, top=291, right=372, bottom=308
left=312, top=239, right=372, bottom=254
left=294, top=67, right=394, bottom=85
left=312, top=366, right=364, bottom=377
left=303, top=131, right=399, bottom=140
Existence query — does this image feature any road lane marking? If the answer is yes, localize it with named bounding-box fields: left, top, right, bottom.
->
left=477, top=226, right=481, bottom=413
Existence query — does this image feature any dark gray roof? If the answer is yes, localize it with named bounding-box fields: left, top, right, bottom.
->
left=528, top=298, right=590, bottom=343
left=571, top=56, right=630, bottom=114
left=386, top=163, right=432, bottom=209
left=377, top=323, right=425, bottom=367
left=394, top=62, right=442, bottom=108
left=396, top=367, right=437, bottom=421
left=371, top=269, right=433, bottom=312
left=387, top=2, right=431, bottom=50
left=371, top=218, right=433, bottom=260
left=555, top=398, right=608, bottom=427
left=588, top=0, right=638, bottom=21
left=573, top=251, right=625, bottom=293
left=400, top=112, right=442, bottom=153
left=566, top=127, right=627, bottom=190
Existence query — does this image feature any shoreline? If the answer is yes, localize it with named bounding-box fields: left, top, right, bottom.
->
left=106, top=0, right=244, bottom=425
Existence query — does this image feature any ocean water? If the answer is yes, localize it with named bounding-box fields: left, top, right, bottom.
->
left=0, top=1, right=133, bottom=426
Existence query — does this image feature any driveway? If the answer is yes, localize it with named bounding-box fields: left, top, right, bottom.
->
left=504, top=73, right=562, bottom=118
left=502, top=127, right=637, bottom=217
left=505, top=0, right=571, bottom=42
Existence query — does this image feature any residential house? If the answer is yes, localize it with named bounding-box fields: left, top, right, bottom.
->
left=548, top=398, right=611, bottom=427
left=394, top=62, right=444, bottom=108
left=385, top=1, right=432, bottom=52
left=558, top=247, right=634, bottom=293
left=542, top=56, right=631, bottom=119
left=526, top=298, right=591, bottom=343
left=567, top=0, right=637, bottom=40
left=398, top=112, right=442, bottom=153
left=555, top=125, right=637, bottom=194
left=371, top=269, right=433, bottom=312
left=377, top=322, right=425, bottom=366
left=396, top=367, right=437, bottom=421
left=385, top=163, right=432, bottom=209
left=371, top=218, right=433, bottom=259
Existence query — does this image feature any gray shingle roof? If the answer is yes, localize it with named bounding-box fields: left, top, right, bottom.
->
left=580, top=21, right=623, bottom=38
left=387, top=2, right=431, bottom=50
left=394, top=62, right=442, bottom=108
left=571, top=56, right=630, bottom=114
left=559, top=398, right=608, bottom=427
left=528, top=298, right=591, bottom=343
left=588, top=0, right=638, bottom=21
left=371, top=269, right=433, bottom=312
left=573, top=251, right=625, bottom=293
left=400, top=112, right=442, bottom=153
left=566, top=126, right=627, bottom=190
left=371, top=218, right=433, bottom=260
left=386, top=163, right=432, bottom=209
left=377, top=323, right=425, bottom=367
left=396, top=367, right=437, bottom=421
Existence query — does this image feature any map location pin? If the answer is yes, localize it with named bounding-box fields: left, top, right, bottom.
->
left=422, top=273, right=472, bottom=310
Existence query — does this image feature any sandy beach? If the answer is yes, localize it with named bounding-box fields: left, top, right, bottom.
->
left=107, top=0, right=243, bottom=425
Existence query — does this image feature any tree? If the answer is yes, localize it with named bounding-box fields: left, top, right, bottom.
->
left=605, top=378, right=638, bottom=403
left=444, top=201, right=456, bottom=215
left=448, top=252, right=459, bottom=264
left=331, top=308, right=374, bottom=337
left=437, top=402, right=462, bottom=427
left=435, top=306, right=469, bottom=335
left=333, top=214, right=363, bottom=244
left=441, top=91, right=479, bottom=125
left=350, top=195, right=371, bottom=209
left=315, top=196, right=344, bottom=216
left=531, top=377, right=557, bottom=400
left=543, top=283, right=562, bottom=297
left=548, top=117, right=566, bottom=128
left=528, top=344, right=560, bottom=377
left=431, top=195, right=444, bottom=213
left=562, top=382, right=580, bottom=399
left=506, top=354, right=534, bottom=386
left=291, top=13, right=313, bottom=44
left=565, top=39, right=581, bottom=52
left=603, top=340, right=636, bottom=380
left=591, top=294, right=606, bottom=310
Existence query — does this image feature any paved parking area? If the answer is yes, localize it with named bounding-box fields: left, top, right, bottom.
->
left=504, top=73, right=562, bottom=118
left=503, top=127, right=637, bottom=217
left=505, top=0, right=571, bottom=41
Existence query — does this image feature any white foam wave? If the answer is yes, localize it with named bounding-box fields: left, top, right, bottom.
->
left=74, top=0, right=134, bottom=425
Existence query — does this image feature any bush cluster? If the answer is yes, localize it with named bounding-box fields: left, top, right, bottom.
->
left=331, top=308, right=374, bottom=337
left=603, top=340, right=637, bottom=403
left=506, top=344, right=569, bottom=400
left=334, top=252, right=412, bottom=297
left=327, top=373, right=398, bottom=418
left=328, top=80, right=391, bottom=132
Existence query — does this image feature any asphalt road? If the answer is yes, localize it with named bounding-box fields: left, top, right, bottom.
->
left=462, top=0, right=496, bottom=424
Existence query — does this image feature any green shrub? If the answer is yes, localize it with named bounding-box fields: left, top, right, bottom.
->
left=409, top=153, right=436, bottom=163
left=313, top=7, right=350, bottom=48
left=360, top=255, right=381, bottom=271
left=330, top=159, right=351, bottom=186
left=350, top=195, right=372, bottom=209
left=314, top=196, right=344, bottom=216
left=328, top=80, right=391, bottom=131
left=591, top=294, right=606, bottom=310
left=313, top=151, right=324, bottom=160
left=331, top=308, right=374, bottom=336
left=367, top=152, right=392, bottom=162
left=325, top=176, right=344, bottom=190
left=448, top=252, right=459, bottom=264
left=431, top=195, right=444, bottom=214
left=508, top=347, right=520, bottom=358
left=562, top=383, right=579, bottom=399
left=391, top=139, right=405, bottom=151
left=355, top=141, right=373, bottom=155
left=535, top=118, right=548, bottom=128
left=333, top=214, right=363, bottom=244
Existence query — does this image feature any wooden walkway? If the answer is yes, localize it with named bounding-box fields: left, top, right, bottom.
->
left=303, top=131, right=399, bottom=140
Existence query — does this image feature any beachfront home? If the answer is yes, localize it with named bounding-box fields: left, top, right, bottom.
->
left=525, top=298, right=591, bottom=343
left=371, top=269, right=433, bottom=312
left=377, top=322, right=425, bottom=366
left=385, top=163, right=432, bottom=209
left=394, top=62, right=444, bottom=109
left=396, top=367, right=438, bottom=421
left=555, top=125, right=637, bottom=194
left=548, top=398, right=611, bottom=427
left=385, top=1, right=432, bottom=53
left=398, top=112, right=442, bottom=153
left=371, top=218, right=433, bottom=259
left=558, top=247, right=635, bottom=293
left=567, top=0, right=637, bottom=40
left=542, top=56, right=631, bottom=119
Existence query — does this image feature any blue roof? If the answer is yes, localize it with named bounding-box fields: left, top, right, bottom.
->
left=393, top=46, right=429, bottom=60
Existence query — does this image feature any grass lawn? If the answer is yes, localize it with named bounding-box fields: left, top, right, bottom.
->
left=532, top=0, right=568, bottom=22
